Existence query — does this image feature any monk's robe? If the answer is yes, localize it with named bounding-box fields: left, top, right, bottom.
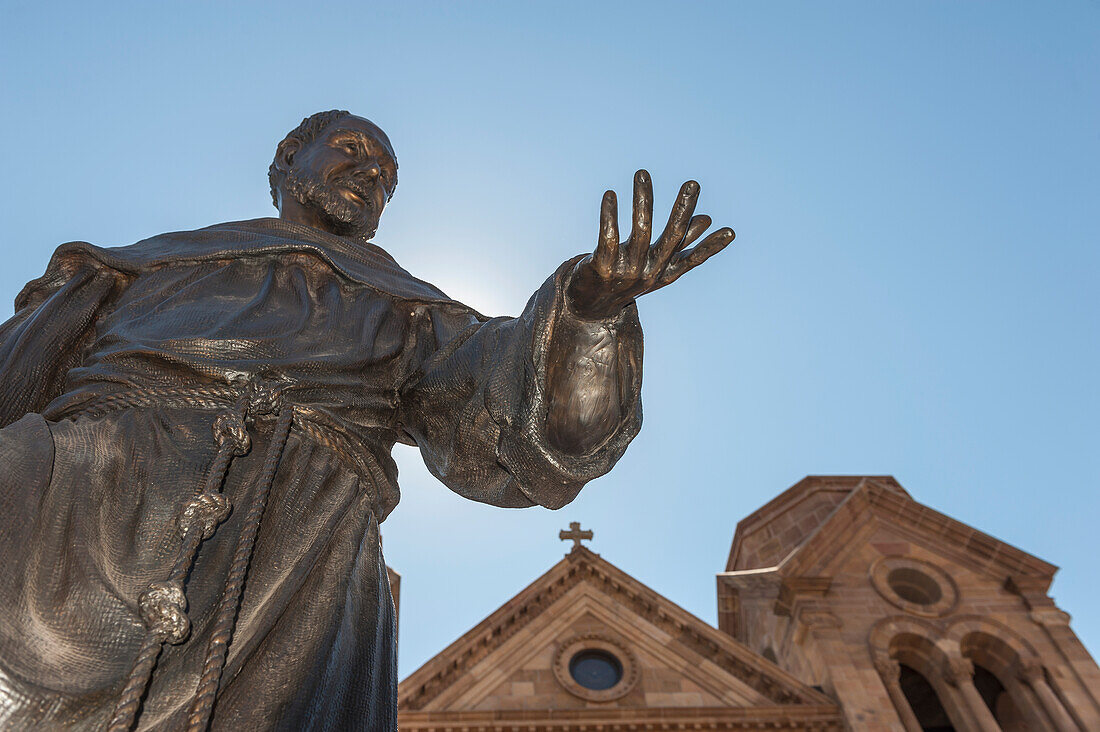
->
left=0, top=218, right=642, bottom=730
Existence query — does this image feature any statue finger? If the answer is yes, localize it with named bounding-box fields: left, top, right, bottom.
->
left=658, top=227, right=734, bottom=286
left=593, top=190, right=619, bottom=274
left=628, top=170, right=653, bottom=269
left=653, top=180, right=700, bottom=265
left=676, top=214, right=712, bottom=254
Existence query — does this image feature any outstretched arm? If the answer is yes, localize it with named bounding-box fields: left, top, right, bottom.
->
left=400, top=171, right=733, bottom=509
left=546, top=170, right=734, bottom=453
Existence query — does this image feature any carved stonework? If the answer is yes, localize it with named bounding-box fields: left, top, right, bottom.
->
left=1017, top=659, right=1045, bottom=684
left=799, top=609, right=842, bottom=632
left=774, top=577, right=832, bottom=618
left=551, top=633, right=640, bottom=702
left=400, top=548, right=823, bottom=711
left=868, top=556, right=958, bottom=618
left=1030, top=608, right=1072, bottom=628
left=872, top=655, right=901, bottom=681
left=943, top=656, right=975, bottom=687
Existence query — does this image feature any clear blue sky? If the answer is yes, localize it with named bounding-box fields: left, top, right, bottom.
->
left=1, top=1, right=1097, bottom=680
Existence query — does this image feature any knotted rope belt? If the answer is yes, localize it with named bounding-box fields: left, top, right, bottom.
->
left=61, top=378, right=298, bottom=732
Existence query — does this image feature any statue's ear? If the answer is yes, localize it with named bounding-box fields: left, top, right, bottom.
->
left=274, top=138, right=302, bottom=172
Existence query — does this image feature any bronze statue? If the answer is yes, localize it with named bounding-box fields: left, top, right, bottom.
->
left=0, top=111, right=733, bottom=730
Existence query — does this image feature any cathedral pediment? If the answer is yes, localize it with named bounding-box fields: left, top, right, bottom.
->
left=399, top=481, right=1100, bottom=732
left=398, top=545, right=840, bottom=730
left=724, top=476, right=1055, bottom=589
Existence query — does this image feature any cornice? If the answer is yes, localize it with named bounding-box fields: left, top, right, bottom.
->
left=727, top=476, right=886, bottom=571
left=777, top=481, right=1057, bottom=584
left=774, top=577, right=833, bottom=618
left=399, top=705, right=844, bottom=731
left=399, top=548, right=833, bottom=710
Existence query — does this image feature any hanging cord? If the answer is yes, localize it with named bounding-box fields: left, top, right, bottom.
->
left=105, top=408, right=247, bottom=732
left=185, top=405, right=294, bottom=732
left=103, top=377, right=286, bottom=732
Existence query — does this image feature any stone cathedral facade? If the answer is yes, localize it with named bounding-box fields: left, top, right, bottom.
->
left=395, top=476, right=1100, bottom=730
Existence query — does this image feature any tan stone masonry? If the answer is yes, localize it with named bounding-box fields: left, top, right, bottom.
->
left=398, top=477, right=1099, bottom=731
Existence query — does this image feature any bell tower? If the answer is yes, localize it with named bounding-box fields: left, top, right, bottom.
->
left=717, top=476, right=1100, bottom=731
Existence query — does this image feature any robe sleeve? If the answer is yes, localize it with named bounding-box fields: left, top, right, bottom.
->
left=398, top=257, right=643, bottom=510
left=0, top=255, right=120, bottom=428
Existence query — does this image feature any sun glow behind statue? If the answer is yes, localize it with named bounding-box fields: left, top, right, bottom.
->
left=0, top=1, right=1096, bottom=684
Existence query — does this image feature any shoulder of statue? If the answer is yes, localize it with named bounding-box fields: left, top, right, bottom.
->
left=19, top=218, right=485, bottom=319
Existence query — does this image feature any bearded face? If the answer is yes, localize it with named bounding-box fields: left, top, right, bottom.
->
left=273, top=114, right=398, bottom=242
left=282, top=166, right=384, bottom=241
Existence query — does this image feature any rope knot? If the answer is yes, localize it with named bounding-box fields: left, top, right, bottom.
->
left=139, top=581, right=190, bottom=644
left=245, top=379, right=283, bottom=416
left=213, top=411, right=250, bottom=455
left=178, top=491, right=232, bottom=540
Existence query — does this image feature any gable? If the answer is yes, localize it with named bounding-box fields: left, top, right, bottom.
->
left=399, top=548, right=836, bottom=719
left=809, top=521, right=1034, bottom=619
left=776, top=481, right=1057, bottom=588
left=727, top=476, right=905, bottom=572
left=440, top=592, right=769, bottom=712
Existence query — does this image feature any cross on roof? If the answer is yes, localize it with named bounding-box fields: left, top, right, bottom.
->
left=559, top=521, right=593, bottom=551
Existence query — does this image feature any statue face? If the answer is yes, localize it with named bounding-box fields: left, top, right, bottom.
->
left=277, top=116, right=398, bottom=240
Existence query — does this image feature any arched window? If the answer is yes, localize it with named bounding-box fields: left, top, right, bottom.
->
left=955, top=628, right=1059, bottom=731
left=871, top=627, right=972, bottom=731
left=898, top=663, right=955, bottom=731
left=972, top=663, right=1028, bottom=731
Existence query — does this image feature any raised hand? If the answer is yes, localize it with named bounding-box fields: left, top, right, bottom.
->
left=565, top=169, right=735, bottom=320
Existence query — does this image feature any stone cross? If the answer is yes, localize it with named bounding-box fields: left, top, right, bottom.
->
left=559, top=521, right=593, bottom=550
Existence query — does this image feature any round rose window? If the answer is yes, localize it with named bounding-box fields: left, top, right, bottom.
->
left=552, top=634, right=639, bottom=701
left=870, top=556, right=958, bottom=617
left=569, top=649, right=623, bottom=690
left=887, top=567, right=942, bottom=606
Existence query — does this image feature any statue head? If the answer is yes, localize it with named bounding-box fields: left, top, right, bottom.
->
left=269, top=110, right=398, bottom=241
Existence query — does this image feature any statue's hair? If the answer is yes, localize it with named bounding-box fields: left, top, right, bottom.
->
left=268, top=110, right=352, bottom=207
